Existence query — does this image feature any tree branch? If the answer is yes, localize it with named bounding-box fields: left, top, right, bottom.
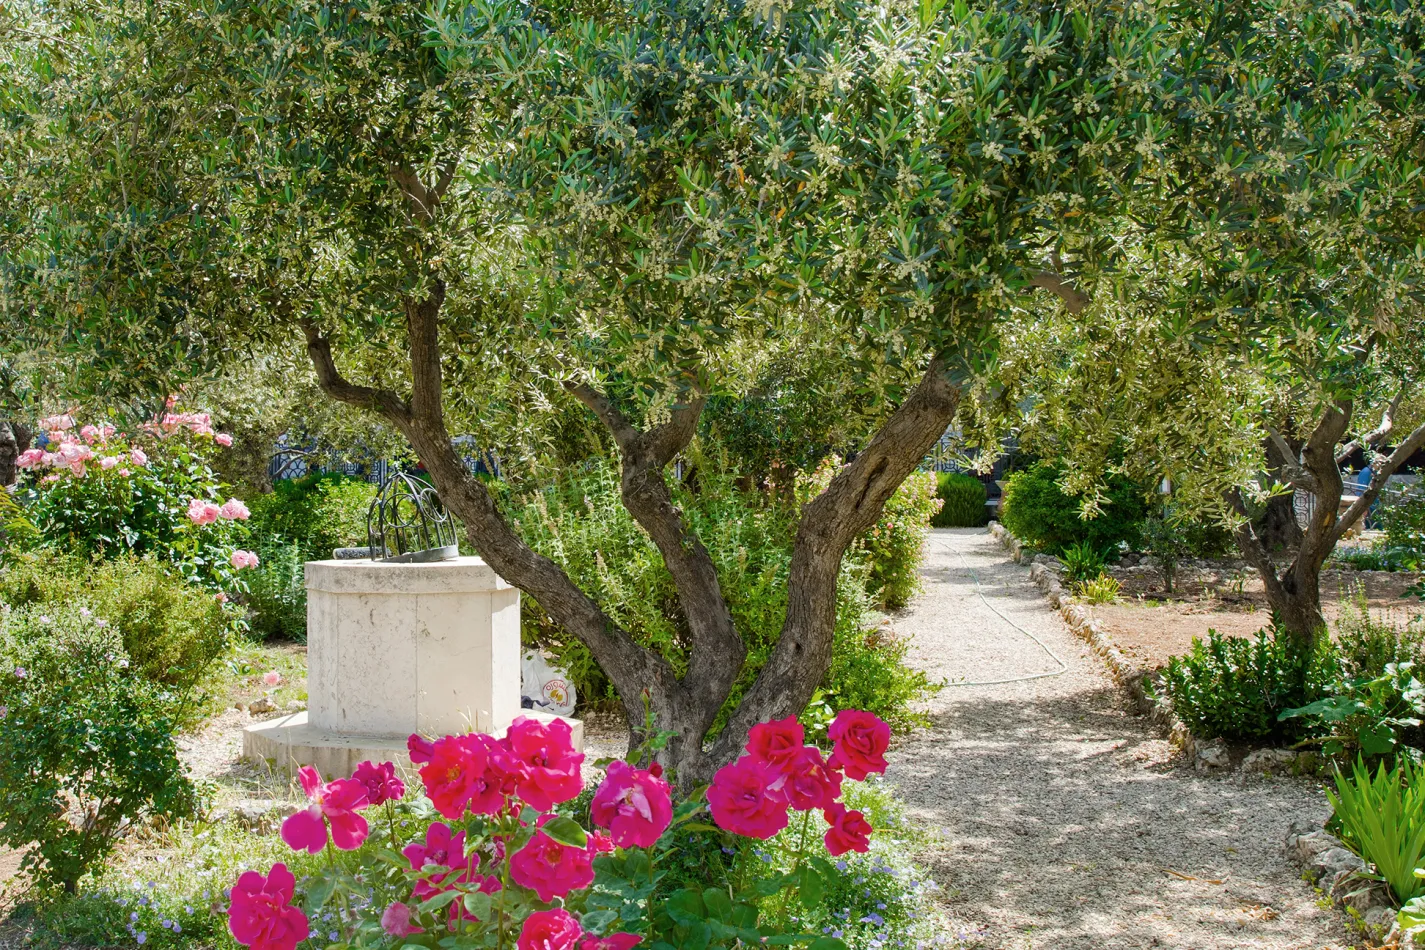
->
left=1266, top=427, right=1320, bottom=494
left=1336, top=387, right=1407, bottom=464
left=1331, top=417, right=1425, bottom=547
left=1028, top=271, right=1090, bottom=314
left=301, top=321, right=413, bottom=423
left=1227, top=488, right=1289, bottom=605
left=711, top=357, right=963, bottom=764
left=565, top=380, right=742, bottom=748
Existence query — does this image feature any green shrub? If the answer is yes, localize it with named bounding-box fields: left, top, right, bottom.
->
left=1075, top=573, right=1121, bottom=604
left=857, top=469, right=941, bottom=610
left=248, top=472, right=376, bottom=560
left=1060, top=541, right=1108, bottom=584
left=0, top=551, right=231, bottom=693
left=999, top=461, right=1147, bottom=556
left=931, top=471, right=987, bottom=527
left=1330, top=757, right=1425, bottom=905
left=1160, top=626, right=1339, bottom=743
left=508, top=461, right=935, bottom=733
left=1280, top=662, right=1425, bottom=762
left=243, top=540, right=309, bottom=641
left=0, top=604, right=199, bottom=893
left=1336, top=594, right=1425, bottom=679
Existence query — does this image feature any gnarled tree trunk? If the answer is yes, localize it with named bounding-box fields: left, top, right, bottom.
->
left=1233, top=393, right=1425, bottom=650
left=301, top=284, right=962, bottom=786
left=0, top=421, right=32, bottom=487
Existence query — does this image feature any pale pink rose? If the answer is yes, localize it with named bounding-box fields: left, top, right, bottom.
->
left=231, top=550, right=260, bottom=570
left=99, top=456, right=119, bottom=470
left=67, top=459, right=86, bottom=477
left=215, top=592, right=229, bottom=603
left=219, top=498, right=251, bottom=521
left=80, top=425, right=101, bottom=443
left=117, top=468, right=131, bottom=476
left=38, top=414, right=74, bottom=432
left=15, top=449, right=44, bottom=469
left=215, top=433, right=234, bottom=447
left=129, top=448, right=148, bottom=467
left=40, top=473, right=61, bottom=484
left=262, top=671, right=282, bottom=686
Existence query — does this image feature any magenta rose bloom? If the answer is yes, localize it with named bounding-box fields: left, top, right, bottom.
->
left=510, top=829, right=595, bottom=902
left=590, top=760, right=673, bottom=849
left=352, top=760, right=406, bottom=806
left=506, top=716, right=585, bottom=811
left=517, top=909, right=584, bottom=950
left=767, top=745, right=842, bottom=812
left=280, top=766, right=370, bottom=853
left=407, top=733, right=435, bottom=765
left=402, top=822, right=475, bottom=898
left=380, top=902, right=424, bottom=937
left=822, top=802, right=873, bottom=856
left=827, top=710, right=891, bottom=781
left=745, top=716, right=805, bottom=769
left=706, top=757, right=789, bottom=840
left=579, top=934, right=642, bottom=950
left=228, top=863, right=310, bottom=950
left=419, top=733, right=499, bottom=819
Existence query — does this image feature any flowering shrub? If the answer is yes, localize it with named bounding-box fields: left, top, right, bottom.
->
left=228, top=711, right=890, bottom=950
left=0, top=603, right=198, bottom=892
left=14, top=408, right=254, bottom=595
left=853, top=470, right=942, bottom=611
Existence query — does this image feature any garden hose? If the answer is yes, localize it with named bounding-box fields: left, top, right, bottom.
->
left=928, top=535, right=1070, bottom=687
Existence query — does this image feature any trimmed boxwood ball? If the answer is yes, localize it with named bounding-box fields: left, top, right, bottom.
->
left=931, top=471, right=988, bottom=527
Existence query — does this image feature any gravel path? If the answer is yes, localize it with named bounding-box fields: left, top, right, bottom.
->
left=886, top=528, right=1352, bottom=950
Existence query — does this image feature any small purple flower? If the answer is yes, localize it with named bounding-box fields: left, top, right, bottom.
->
left=95, top=619, right=108, bottom=628
left=135, top=932, right=147, bottom=945
left=13, top=667, right=26, bottom=679
left=130, top=912, right=139, bottom=922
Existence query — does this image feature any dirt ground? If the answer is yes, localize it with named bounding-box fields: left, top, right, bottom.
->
left=1090, top=562, right=1421, bottom=670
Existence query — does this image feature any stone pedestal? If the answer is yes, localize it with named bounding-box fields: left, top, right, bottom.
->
left=244, top=556, right=581, bottom=777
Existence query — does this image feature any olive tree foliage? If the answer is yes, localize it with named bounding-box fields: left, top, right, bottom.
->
left=986, top=0, right=1425, bottom=645
left=2, top=0, right=1403, bottom=779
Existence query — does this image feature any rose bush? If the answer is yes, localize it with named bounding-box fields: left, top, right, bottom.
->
left=228, top=711, right=887, bottom=949
left=13, top=406, right=255, bottom=596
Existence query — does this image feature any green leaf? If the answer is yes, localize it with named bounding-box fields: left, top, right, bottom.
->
left=462, top=890, right=493, bottom=921
left=540, top=815, right=589, bottom=849
left=798, top=864, right=824, bottom=911
left=303, top=875, right=336, bottom=915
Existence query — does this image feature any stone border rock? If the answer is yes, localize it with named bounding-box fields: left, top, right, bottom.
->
left=1285, top=821, right=1400, bottom=941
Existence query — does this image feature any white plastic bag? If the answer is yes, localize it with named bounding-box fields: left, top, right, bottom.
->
left=520, top=650, right=577, bottom=716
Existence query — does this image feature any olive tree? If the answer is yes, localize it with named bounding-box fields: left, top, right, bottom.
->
left=4, top=0, right=1401, bottom=779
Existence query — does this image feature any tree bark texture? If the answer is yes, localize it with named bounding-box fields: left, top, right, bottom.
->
left=0, top=421, right=32, bottom=488
left=302, top=293, right=962, bottom=786
left=1233, top=397, right=1425, bottom=648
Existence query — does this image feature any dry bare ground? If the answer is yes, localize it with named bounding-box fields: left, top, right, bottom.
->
left=885, top=528, right=1353, bottom=950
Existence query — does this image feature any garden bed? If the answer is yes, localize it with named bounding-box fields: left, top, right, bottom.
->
left=1089, top=562, right=1420, bottom=671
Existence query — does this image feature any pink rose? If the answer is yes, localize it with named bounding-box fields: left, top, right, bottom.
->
left=215, top=592, right=229, bottom=603
left=352, top=759, right=406, bottom=806
left=129, top=447, right=148, bottom=467
left=38, top=414, right=74, bottom=432
left=822, top=801, right=873, bottom=856
left=99, top=456, right=119, bottom=470
left=591, top=760, right=672, bottom=849
left=79, top=424, right=101, bottom=443
left=380, top=902, right=423, bottom=937
left=417, top=733, right=503, bottom=819
left=280, top=766, right=370, bottom=853
left=509, top=828, right=595, bottom=902
left=827, top=710, right=890, bottom=781
left=746, top=716, right=806, bottom=769
left=262, top=671, right=281, bottom=686
left=706, top=757, right=789, bottom=840
left=407, top=733, right=436, bottom=765
left=219, top=498, right=250, bottom=520
left=517, top=909, right=584, bottom=950
left=216, top=433, right=234, bottom=446
left=188, top=498, right=220, bottom=525
left=227, top=863, right=309, bottom=950
left=767, top=745, right=842, bottom=812
left=230, top=550, right=260, bottom=570
left=579, top=934, right=642, bottom=950
left=505, top=716, right=584, bottom=810
left=402, top=822, right=474, bottom=899
left=15, top=448, right=44, bottom=469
